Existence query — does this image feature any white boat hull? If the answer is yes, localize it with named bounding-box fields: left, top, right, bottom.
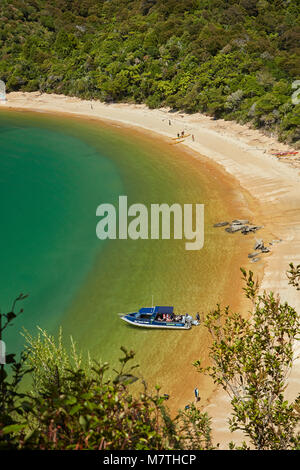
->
left=121, top=316, right=191, bottom=330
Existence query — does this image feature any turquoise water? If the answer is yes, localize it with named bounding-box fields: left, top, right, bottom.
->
left=0, top=109, right=250, bottom=404
left=0, top=112, right=122, bottom=351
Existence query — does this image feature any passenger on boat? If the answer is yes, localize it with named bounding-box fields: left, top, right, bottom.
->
left=157, top=313, right=176, bottom=322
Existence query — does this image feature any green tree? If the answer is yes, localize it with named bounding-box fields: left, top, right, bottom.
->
left=288, top=263, right=300, bottom=290
left=0, top=0, right=299, bottom=143
left=1, top=312, right=214, bottom=450
left=0, top=294, right=31, bottom=450
left=194, top=269, right=300, bottom=450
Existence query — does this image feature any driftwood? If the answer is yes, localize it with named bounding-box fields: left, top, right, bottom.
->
left=214, top=219, right=263, bottom=235
left=254, top=239, right=264, bottom=250
left=248, top=239, right=271, bottom=259
left=225, top=225, right=246, bottom=233
left=224, top=223, right=263, bottom=234
left=213, top=221, right=229, bottom=227
left=214, top=219, right=272, bottom=263
left=241, top=225, right=263, bottom=235
left=231, top=219, right=249, bottom=225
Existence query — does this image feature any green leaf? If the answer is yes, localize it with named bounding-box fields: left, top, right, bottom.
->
left=79, top=415, right=87, bottom=430
left=114, top=374, right=139, bottom=385
left=69, top=403, right=82, bottom=415
left=2, top=424, right=26, bottom=435
left=64, top=396, right=77, bottom=405
left=6, top=353, right=16, bottom=364
left=21, top=401, right=33, bottom=412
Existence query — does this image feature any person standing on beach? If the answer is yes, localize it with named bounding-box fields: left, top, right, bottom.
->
left=194, top=387, right=200, bottom=402
left=192, top=134, right=195, bottom=141
left=169, top=119, right=171, bottom=126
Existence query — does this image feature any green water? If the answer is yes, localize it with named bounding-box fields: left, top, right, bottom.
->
left=0, top=109, right=249, bottom=395
left=0, top=111, right=123, bottom=351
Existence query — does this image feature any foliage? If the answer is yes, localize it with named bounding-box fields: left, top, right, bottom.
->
left=18, top=334, right=214, bottom=450
left=1, top=263, right=300, bottom=450
left=22, top=327, right=90, bottom=395
left=1, top=317, right=214, bottom=450
left=194, top=268, right=300, bottom=450
left=18, top=347, right=182, bottom=450
left=0, top=294, right=31, bottom=450
left=287, top=263, right=300, bottom=291
left=177, top=403, right=215, bottom=450
left=0, top=0, right=299, bottom=145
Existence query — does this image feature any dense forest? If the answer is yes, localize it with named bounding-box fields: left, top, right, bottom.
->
left=0, top=0, right=299, bottom=145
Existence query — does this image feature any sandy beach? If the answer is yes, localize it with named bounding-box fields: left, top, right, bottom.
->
left=2, top=92, right=300, bottom=448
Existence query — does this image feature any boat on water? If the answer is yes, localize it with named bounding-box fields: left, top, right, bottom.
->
left=120, top=306, right=198, bottom=330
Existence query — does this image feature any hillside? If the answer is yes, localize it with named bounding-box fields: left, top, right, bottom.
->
left=0, top=0, right=299, bottom=145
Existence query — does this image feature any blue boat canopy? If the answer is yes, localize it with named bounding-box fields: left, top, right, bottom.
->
left=154, top=306, right=174, bottom=314
left=137, top=306, right=174, bottom=316
left=138, top=307, right=154, bottom=314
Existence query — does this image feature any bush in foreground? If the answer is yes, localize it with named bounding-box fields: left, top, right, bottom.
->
left=0, top=267, right=299, bottom=450
left=194, top=268, right=300, bottom=450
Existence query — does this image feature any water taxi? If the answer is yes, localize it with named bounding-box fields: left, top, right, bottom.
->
left=120, top=306, right=197, bottom=330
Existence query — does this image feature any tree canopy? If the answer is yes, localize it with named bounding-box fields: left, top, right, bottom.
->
left=1, top=1, right=299, bottom=144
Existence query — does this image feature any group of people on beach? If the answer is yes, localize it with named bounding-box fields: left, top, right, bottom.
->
left=176, top=130, right=195, bottom=141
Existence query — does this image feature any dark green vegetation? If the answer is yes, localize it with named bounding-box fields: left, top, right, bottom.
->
left=0, top=0, right=299, bottom=145
left=1, top=268, right=299, bottom=450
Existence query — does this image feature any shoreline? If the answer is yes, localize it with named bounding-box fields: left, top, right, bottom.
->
left=3, top=92, right=300, bottom=448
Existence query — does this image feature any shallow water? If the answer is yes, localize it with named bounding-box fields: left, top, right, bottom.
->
left=0, top=109, right=251, bottom=402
